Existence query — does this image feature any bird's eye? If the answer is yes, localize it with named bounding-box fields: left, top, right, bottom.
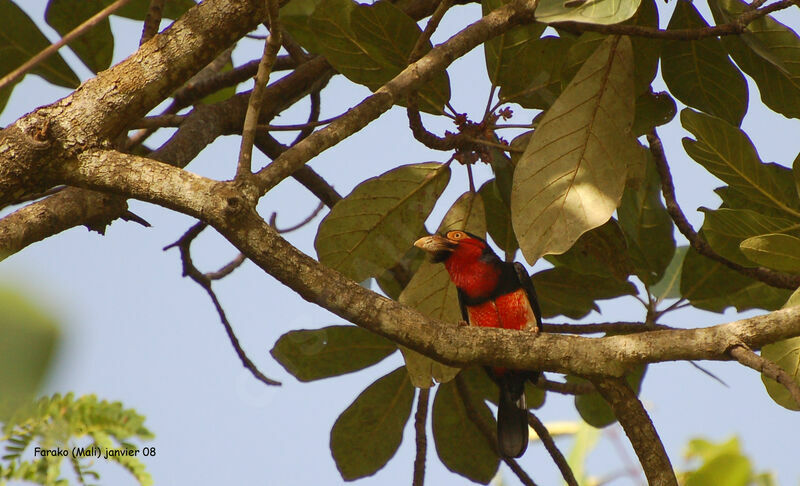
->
left=447, top=231, right=465, bottom=240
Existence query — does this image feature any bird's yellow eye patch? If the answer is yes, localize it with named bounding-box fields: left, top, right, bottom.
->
left=446, top=231, right=467, bottom=241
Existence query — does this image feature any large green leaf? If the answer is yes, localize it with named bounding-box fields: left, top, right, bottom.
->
left=680, top=247, right=792, bottom=312
left=650, top=246, right=688, bottom=301
left=398, top=192, right=485, bottom=388
left=571, top=364, right=646, bottom=428
left=739, top=233, right=800, bottom=272
left=662, top=1, right=748, bottom=126
left=560, top=0, right=659, bottom=95
left=760, top=289, right=800, bottom=411
left=45, top=0, right=113, bottom=73
left=681, top=109, right=800, bottom=219
left=512, top=36, right=636, bottom=263
left=271, top=326, right=396, bottom=382
left=618, top=152, right=675, bottom=285
left=433, top=380, right=500, bottom=484
left=632, top=90, right=676, bottom=137
left=493, top=36, right=571, bottom=109
left=535, top=0, right=640, bottom=25
left=532, top=267, right=637, bottom=319
left=297, top=0, right=450, bottom=113
left=0, top=0, right=79, bottom=90
left=700, top=208, right=800, bottom=267
left=479, top=180, right=518, bottom=256
left=483, top=0, right=546, bottom=86
left=0, top=287, right=60, bottom=418
left=374, top=245, right=425, bottom=300
left=315, top=162, right=450, bottom=282
left=683, top=437, right=754, bottom=486
left=545, top=219, right=633, bottom=281
left=711, top=0, right=800, bottom=119
left=330, top=367, right=415, bottom=480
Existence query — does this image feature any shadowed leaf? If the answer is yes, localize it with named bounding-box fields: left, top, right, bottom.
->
left=271, top=326, right=396, bottom=382
left=315, top=162, right=450, bottom=282
left=330, top=367, right=415, bottom=480
left=493, top=36, right=571, bottom=109
left=479, top=180, right=518, bottom=256
left=662, top=1, right=748, bottom=126
left=45, top=0, right=113, bottom=73
left=571, top=364, right=646, bottom=428
left=632, top=90, right=676, bottom=137
left=545, top=219, right=633, bottom=281
left=512, top=36, right=637, bottom=264
left=651, top=246, right=688, bottom=301
left=532, top=267, right=636, bottom=319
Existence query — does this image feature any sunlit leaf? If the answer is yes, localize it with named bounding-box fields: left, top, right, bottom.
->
left=330, top=367, right=415, bottom=480
left=680, top=247, right=792, bottom=312
left=0, top=0, right=79, bottom=90
left=512, top=36, right=636, bottom=263
left=535, top=0, right=641, bottom=25
left=760, top=289, right=800, bottom=411
left=532, top=267, right=636, bottom=319
left=316, top=162, right=450, bottom=282
left=700, top=208, right=800, bottom=267
left=433, top=379, right=500, bottom=483
left=711, top=0, right=800, bottom=119
left=271, top=326, right=396, bottom=382
left=45, top=0, right=113, bottom=73
left=398, top=192, right=485, bottom=388
left=684, top=437, right=753, bottom=486
left=681, top=109, right=800, bottom=218
left=651, top=246, right=688, bottom=301
left=739, top=233, right=800, bottom=272
left=662, top=1, right=748, bottom=126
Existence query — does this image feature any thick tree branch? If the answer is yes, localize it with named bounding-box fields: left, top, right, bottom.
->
left=647, top=129, right=800, bottom=290
left=590, top=377, right=677, bottom=486
left=729, top=344, right=800, bottom=408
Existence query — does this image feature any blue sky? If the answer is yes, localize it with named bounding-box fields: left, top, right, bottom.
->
left=2, top=2, right=799, bottom=485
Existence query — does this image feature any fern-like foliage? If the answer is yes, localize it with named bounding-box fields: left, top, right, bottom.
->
left=0, top=393, right=153, bottom=486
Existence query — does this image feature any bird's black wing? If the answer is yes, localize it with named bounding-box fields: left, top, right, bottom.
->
left=456, top=288, right=469, bottom=323
left=513, top=262, right=542, bottom=331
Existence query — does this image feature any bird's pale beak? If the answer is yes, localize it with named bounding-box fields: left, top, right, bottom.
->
left=414, top=235, right=457, bottom=256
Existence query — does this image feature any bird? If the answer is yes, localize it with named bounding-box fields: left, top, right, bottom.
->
left=414, top=230, right=542, bottom=458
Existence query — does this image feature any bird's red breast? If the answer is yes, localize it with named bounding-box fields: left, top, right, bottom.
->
left=466, top=288, right=538, bottom=331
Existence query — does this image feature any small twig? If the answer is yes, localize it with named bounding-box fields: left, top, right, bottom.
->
left=454, top=375, right=538, bottom=486
left=406, top=95, right=456, bottom=150
left=527, top=412, right=578, bottom=486
left=466, top=164, right=475, bottom=193
left=647, top=129, right=800, bottom=289
left=133, top=114, right=186, bottom=129
left=463, top=136, right=524, bottom=153
left=413, top=387, right=430, bottom=486
left=278, top=26, right=310, bottom=64
left=0, top=0, right=134, bottom=91
left=206, top=253, right=247, bottom=281
left=257, top=115, right=345, bottom=132
left=408, top=0, right=453, bottom=63
left=534, top=375, right=595, bottom=395
left=139, top=0, right=165, bottom=45
left=164, top=222, right=281, bottom=386
left=687, top=361, right=729, bottom=387
left=268, top=201, right=325, bottom=234
left=237, top=0, right=283, bottom=179
left=729, top=344, right=800, bottom=408
left=291, top=89, right=322, bottom=146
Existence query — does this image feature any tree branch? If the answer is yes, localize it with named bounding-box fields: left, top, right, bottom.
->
left=413, top=387, right=430, bottom=486
left=527, top=412, right=578, bottom=486
left=140, top=0, right=165, bottom=45
left=590, top=376, right=677, bottom=486
left=647, top=129, right=800, bottom=290
left=729, top=344, right=800, bottom=408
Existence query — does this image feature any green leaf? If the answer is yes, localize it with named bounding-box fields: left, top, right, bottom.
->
left=281, top=0, right=324, bottom=52
left=680, top=247, right=792, bottom=312
left=113, top=0, right=195, bottom=20
left=632, top=90, right=676, bottom=137
left=433, top=380, right=500, bottom=484
left=684, top=437, right=753, bottom=486
left=661, top=1, right=748, bottom=126
left=618, top=152, right=676, bottom=285
left=315, top=162, right=450, bottom=282
left=651, top=246, right=687, bottom=301
left=398, top=192, right=485, bottom=387
left=700, top=208, right=800, bottom=267
left=479, top=180, right=518, bottom=256
left=0, top=287, right=60, bottom=418
left=512, top=36, right=636, bottom=264
left=330, top=367, right=415, bottom=480
left=270, top=326, right=396, bottom=382
left=572, top=364, right=646, bottom=428
left=532, top=267, right=636, bottom=319
left=494, top=36, right=571, bottom=109
left=535, top=0, right=640, bottom=25
left=739, top=233, right=800, bottom=272
left=794, top=153, right=800, bottom=200
left=545, top=219, right=633, bottom=281
left=0, top=0, right=79, bottom=89
left=483, top=0, right=546, bottom=89
left=45, top=0, right=113, bottom=73
left=711, top=0, right=800, bottom=119
left=374, top=245, right=425, bottom=300
left=760, top=288, right=800, bottom=411
left=303, top=0, right=450, bottom=113
left=681, top=109, right=800, bottom=218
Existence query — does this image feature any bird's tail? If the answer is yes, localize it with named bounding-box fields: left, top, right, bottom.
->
left=497, top=373, right=529, bottom=458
